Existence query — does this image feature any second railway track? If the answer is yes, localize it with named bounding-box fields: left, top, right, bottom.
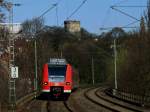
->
left=84, top=87, right=141, bottom=112
left=17, top=87, right=150, bottom=112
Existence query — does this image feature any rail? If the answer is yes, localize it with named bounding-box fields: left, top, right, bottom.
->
left=16, top=91, right=37, bottom=108
left=105, top=88, right=150, bottom=106
left=63, top=101, right=74, bottom=112
left=84, top=88, right=120, bottom=112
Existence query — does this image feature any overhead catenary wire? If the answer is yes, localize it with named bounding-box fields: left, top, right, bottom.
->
left=39, top=3, right=58, bottom=19
left=99, top=10, right=140, bottom=30
left=99, top=0, right=128, bottom=32
left=110, top=1, right=148, bottom=27
left=100, top=26, right=137, bottom=31
left=111, top=6, right=140, bottom=21
left=112, top=5, right=148, bottom=8
left=110, top=3, right=148, bottom=28
left=123, top=20, right=140, bottom=27
left=66, top=0, right=88, bottom=20
left=33, top=0, right=62, bottom=35
left=55, top=4, right=59, bottom=26
left=99, top=19, right=143, bottom=31
left=99, top=0, right=146, bottom=31
left=38, top=0, right=62, bottom=19
left=99, top=20, right=140, bottom=31
left=60, top=0, right=88, bottom=26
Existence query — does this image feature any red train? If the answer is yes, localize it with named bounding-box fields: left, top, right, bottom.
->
left=42, top=58, right=73, bottom=98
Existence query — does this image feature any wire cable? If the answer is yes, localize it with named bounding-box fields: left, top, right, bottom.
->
left=99, top=0, right=145, bottom=31
left=38, top=0, right=62, bottom=19
left=56, top=4, right=59, bottom=26
left=100, top=26, right=137, bottom=31
left=39, top=4, right=58, bottom=19
left=112, top=5, right=148, bottom=8
left=66, top=0, right=88, bottom=20
left=123, top=20, right=139, bottom=27
left=111, top=6, right=140, bottom=21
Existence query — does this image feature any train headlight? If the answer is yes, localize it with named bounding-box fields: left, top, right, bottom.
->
left=66, top=82, right=71, bottom=85
left=43, top=82, right=48, bottom=85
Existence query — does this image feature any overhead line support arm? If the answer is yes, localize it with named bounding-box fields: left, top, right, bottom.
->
left=111, top=6, right=140, bottom=21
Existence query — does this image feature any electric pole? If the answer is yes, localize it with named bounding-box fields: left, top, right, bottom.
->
left=114, top=39, right=118, bottom=90
left=91, top=56, right=95, bottom=85
left=8, top=1, right=16, bottom=111
left=8, top=1, right=21, bottom=112
left=34, top=40, right=37, bottom=91
left=33, top=3, right=59, bottom=92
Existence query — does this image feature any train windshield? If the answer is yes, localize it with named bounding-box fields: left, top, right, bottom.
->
left=48, top=65, right=67, bottom=82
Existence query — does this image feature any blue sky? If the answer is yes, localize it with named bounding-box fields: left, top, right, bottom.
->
left=6, top=0, right=147, bottom=34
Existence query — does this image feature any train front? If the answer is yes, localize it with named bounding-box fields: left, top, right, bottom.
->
left=42, top=59, right=73, bottom=98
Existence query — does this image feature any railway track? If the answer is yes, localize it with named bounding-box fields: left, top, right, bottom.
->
left=68, top=88, right=113, bottom=112
left=17, top=99, right=47, bottom=112
left=16, top=87, right=150, bottom=112
left=46, top=100, right=73, bottom=112
left=17, top=98, right=73, bottom=112
left=84, top=88, right=141, bottom=112
left=15, top=90, right=75, bottom=112
left=63, top=101, right=74, bottom=112
left=95, top=88, right=144, bottom=112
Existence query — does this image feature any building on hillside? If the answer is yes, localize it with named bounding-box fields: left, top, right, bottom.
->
left=64, top=20, right=81, bottom=33
left=0, top=23, right=21, bottom=34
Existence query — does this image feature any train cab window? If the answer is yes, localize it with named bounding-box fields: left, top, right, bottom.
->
left=48, top=65, right=67, bottom=82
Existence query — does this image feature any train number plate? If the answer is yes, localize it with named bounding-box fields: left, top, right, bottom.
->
left=51, top=86, right=63, bottom=93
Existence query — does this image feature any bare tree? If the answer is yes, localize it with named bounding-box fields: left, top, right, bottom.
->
left=0, top=0, right=12, bottom=22
left=21, top=17, right=44, bottom=38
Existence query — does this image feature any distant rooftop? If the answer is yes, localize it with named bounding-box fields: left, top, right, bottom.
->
left=0, top=23, right=21, bottom=34
left=64, top=20, right=80, bottom=22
